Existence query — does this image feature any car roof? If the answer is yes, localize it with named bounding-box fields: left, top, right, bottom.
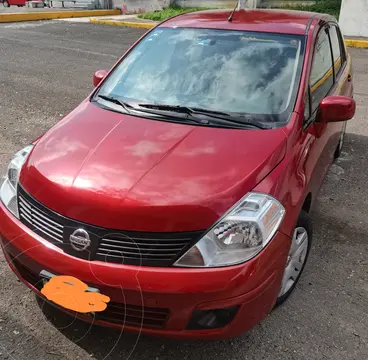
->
left=159, top=9, right=329, bottom=35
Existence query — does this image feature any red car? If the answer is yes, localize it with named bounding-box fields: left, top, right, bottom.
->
left=0, top=9, right=355, bottom=339
left=0, top=0, right=27, bottom=7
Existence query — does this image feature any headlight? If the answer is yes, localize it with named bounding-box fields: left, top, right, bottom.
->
left=0, top=145, right=34, bottom=218
left=174, top=193, right=285, bottom=268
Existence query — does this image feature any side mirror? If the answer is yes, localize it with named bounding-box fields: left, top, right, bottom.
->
left=317, top=96, right=356, bottom=124
left=93, top=70, right=108, bottom=87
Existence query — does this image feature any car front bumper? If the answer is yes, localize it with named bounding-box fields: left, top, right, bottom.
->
left=0, top=202, right=290, bottom=340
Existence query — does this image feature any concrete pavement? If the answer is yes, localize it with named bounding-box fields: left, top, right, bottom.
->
left=0, top=21, right=367, bottom=360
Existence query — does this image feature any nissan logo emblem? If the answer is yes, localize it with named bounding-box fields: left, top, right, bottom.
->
left=69, top=229, right=91, bottom=251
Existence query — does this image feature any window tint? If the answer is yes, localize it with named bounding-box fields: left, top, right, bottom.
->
left=310, top=28, right=334, bottom=112
left=329, top=26, right=343, bottom=76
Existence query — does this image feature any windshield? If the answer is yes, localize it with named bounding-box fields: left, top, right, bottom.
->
left=96, top=28, right=305, bottom=123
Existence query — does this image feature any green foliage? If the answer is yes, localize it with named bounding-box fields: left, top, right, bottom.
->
left=137, top=1, right=343, bottom=22
left=137, top=5, right=209, bottom=22
left=285, top=0, right=342, bottom=19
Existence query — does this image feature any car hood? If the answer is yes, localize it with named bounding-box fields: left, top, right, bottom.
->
left=20, top=101, right=287, bottom=232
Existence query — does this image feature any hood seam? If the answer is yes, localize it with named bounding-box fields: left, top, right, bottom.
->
left=119, top=126, right=196, bottom=206
left=71, top=120, right=121, bottom=187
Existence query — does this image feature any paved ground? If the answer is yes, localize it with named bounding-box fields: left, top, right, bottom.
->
left=0, top=21, right=367, bottom=360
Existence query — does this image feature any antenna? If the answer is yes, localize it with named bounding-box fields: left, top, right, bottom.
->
left=228, top=0, right=239, bottom=22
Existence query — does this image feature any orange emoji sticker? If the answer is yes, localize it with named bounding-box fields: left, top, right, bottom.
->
left=41, top=275, right=110, bottom=313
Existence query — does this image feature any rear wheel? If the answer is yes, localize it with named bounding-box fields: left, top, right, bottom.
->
left=334, top=121, right=347, bottom=159
left=276, top=210, right=312, bottom=306
left=3, top=1, right=9, bottom=7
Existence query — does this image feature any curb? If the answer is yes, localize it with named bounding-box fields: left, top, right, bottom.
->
left=90, top=18, right=155, bottom=29
left=0, top=9, right=120, bottom=23
left=344, top=39, right=368, bottom=48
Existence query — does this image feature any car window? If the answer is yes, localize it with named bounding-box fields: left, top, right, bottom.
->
left=97, top=28, right=305, bottom=123
left=329, top=25, right=343, bottom=77
left=310, top=28, right=334, bottom=112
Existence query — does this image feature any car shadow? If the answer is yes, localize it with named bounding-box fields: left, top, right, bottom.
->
left=36, top=294, right=252, bottom=359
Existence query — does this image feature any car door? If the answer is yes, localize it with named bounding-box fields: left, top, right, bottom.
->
left=301, top=23, right=347, bottom=195
left=328, top=23, right=354, bottom=143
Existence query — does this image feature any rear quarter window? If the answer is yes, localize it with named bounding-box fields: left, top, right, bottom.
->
left=329, top=25, right=344, bottom=77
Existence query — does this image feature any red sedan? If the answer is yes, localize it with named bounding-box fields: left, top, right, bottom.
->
left=0, top=9, right=355, bottom=339
left=0, top=0, right=26, bottom=7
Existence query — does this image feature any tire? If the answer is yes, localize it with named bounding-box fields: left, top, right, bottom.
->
left=334, top=121, right=347, bottom=159
left=276, top=210, right=312, bottom=306
left=3, top=1, right=9, bottom=7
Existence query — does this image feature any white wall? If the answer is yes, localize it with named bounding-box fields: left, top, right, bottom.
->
left=174, top=0, right=234, bottom=7
left=174, top=0, right=313, bottom=8
left=112, top=0, right=315, bottom=12
left=339, top=0, right=368, bottom=37
left=113, top=0, right=171, bottom=12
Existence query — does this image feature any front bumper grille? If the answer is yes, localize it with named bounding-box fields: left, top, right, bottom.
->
left=96, top=302, right=169, bottom=329
left=17, top=186, right=204, bottom=266
left=9, top=254, right=169, bottom=329
left=9, top=253, right=44, bottom=291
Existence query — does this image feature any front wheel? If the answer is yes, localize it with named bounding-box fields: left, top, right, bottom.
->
left=334, top=121, right=347, bottom=159
left=3, top=1, right=10, bottom=7
left=276, top=210, right=312, bottom=306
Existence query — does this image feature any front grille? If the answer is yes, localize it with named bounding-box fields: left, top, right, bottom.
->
left=96, top=234, right=196, bottom=265
left=17, top=186, right=204, bottom=266
left=96, top=302, right=169, bottom=329
left=18, top=194, right=64, bottom=244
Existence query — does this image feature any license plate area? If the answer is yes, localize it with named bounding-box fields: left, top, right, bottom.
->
left=39, top=270, right=109, bottom=313
left=39, top=270, right=100, bottom=293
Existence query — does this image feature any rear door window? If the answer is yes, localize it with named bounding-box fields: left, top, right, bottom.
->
left=329, top=25, right=344, bottom=77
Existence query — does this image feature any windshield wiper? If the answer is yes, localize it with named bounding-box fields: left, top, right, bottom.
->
left=191, top=107, right=232, bottom=117
left=97, top=94, right=132, bottom=114
left=210, top=115, right=272, bottom=130
left=137, top=107, right=210, bottom=125
left=138, top=103, right=271, bottom=129
left=138, top=103, right=198, bottom=115
left=139, top=103, right=231, bottom=117
left=96, top=98, right=207, bottom=125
